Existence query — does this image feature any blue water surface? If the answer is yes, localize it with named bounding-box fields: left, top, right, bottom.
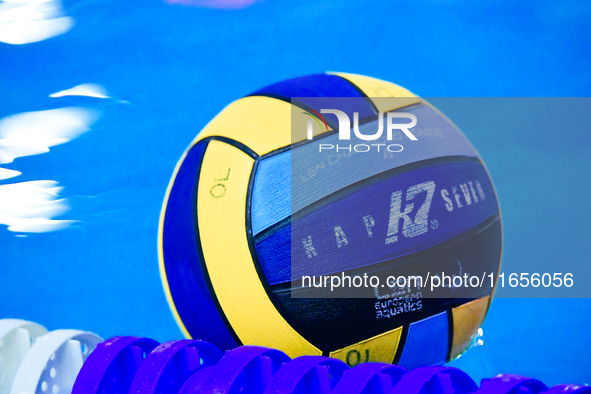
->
left=1, top=0, right=590, bottom=387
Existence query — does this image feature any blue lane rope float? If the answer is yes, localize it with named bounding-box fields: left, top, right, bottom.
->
left=1, top=319, right=589, bottom=394
left=331, top=362, right=406, bottom=394
left=128, top=339, right=223, bottom=394
left=476, top=374, right=548, bottom=394
left=263, top=356, right=349, bottom=394
left=543, top=385, right=591, bottom=394
left=390, top=366, right=478, bottom=394
left=190, top=346, right=290, bottom=394
left=72, top=336, right=159, bottom=394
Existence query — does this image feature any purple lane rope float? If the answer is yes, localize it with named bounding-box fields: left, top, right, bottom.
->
left=1, top=319, right=589, bottom=394
left=71, top=336, right=159, bottom=394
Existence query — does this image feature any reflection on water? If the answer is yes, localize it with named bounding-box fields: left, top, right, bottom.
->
left=164, top=0, right=263, bottom=9
left=0, top=106, right=98, bottom=171
left=0, top=180, right=73, bottom=233
left=0, top=99, right=100, bottom=233
left=50, top=83, right=110, bottom=99
left=0, top=0, right=73, bottom=45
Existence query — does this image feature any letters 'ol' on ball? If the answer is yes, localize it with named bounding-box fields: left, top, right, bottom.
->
left=158, top=73, right=502, bottom=369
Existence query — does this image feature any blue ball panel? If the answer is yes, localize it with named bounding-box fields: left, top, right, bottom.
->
left=397, top=312, right=449, bottom=369
left=256, top=160, right=498, bottom=285
left=249, top=73, right=376, bottom=127
left=270, top=218, right=501, bottom=350
left=256, top=223, right=292, bottom=287
left=162, top=140, right=238, bottom=350
left=251, top=149, right=291, bottom=236
left=250, top=103, right=480, bottom=238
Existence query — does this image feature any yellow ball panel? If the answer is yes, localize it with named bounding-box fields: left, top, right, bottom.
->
left=329, top=326, right=403, bottom=366
left=450, top=297, right=490, bottom=359
left=197, top=140, right=321, bottom=357
left=192, top=96, right=292, bottom=156
left=331, top=72, right=422, bottom=113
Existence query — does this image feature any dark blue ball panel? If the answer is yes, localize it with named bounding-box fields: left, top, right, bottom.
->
left=270, top=217, right=502, bottom=351
left=162, top=140, right=238, bottom=350
left=250, top=73, right=365, bottom=100
left=255, top=159, right=498, bottom=286
left=248, top=73, right=376, bottom=128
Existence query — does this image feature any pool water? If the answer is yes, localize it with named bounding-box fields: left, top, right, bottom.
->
left=1, top=0, right=590, bottom=387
